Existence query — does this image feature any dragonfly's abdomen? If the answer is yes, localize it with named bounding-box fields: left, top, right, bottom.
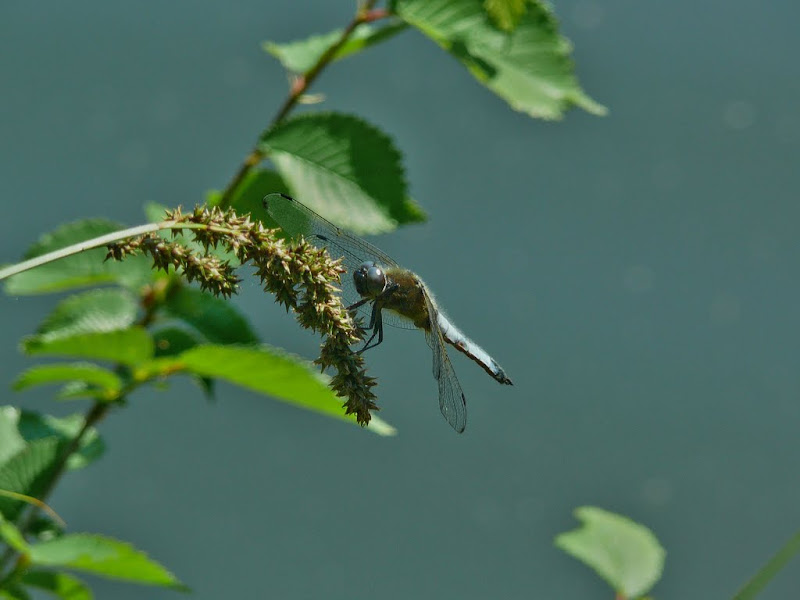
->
left=438, top=314, right=513, bottom=385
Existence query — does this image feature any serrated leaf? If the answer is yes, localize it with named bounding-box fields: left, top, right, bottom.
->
left=261, top=112, right=425, bottom=235
left=555, top=506, right=665, bottom=599
left=161, top=286, right=258, bottom=346
left=17, top=412, right=105, bottom=471
left=3, top=220, right=153, bottom=295
left=392, top=0, right=606, bottom=119
left=0, top=407, right=26, bottom=467
left=28, top=534, right=186, bottom=590
left=35, top=289, right=138, bottom=343
left=22, top=328, right=154, bottom=366
left=177, top=345, right=396, bottom=435
left=0, top=511, right=30, bottom=553
left=0, top=437, right=63, bottom=521
left=21, top=570, right=92, bottom=600
left=484, top=0, right=527, bottom=31
left=13, top=363, right=122, bottom=402
left=264, top=21, right=407, bottom=74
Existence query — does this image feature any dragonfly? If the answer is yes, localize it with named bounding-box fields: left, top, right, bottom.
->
left=264, top=193, right=513, bottom=433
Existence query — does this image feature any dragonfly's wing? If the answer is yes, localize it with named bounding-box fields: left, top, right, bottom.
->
left=423, top=291, right=467, bottom=433
left=265, top=193, right=414, bottom=329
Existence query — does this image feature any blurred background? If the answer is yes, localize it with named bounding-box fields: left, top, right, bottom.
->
left=2, top=1, right=799, bottom=597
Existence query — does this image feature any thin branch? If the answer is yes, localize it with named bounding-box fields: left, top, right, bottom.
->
left=216, top=0, right=380, bottom=209
left=733, top=528, right=800, bottom=600
left=0, top=221, right=237, bottom=282
left=0, top=401, right=109, bottom=575
left=0, top=222, right=167, bottom=281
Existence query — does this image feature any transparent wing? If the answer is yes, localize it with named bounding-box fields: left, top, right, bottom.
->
left=423, top=291, right=467, bottom=433
left=265, top=193, right=415, bottom=329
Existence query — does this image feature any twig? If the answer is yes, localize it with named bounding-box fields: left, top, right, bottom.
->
left=0, top=221, right=237, bottom=282
left=216, top=0, right=380, bottom=209
left=0, top=401, right=109, bottom=575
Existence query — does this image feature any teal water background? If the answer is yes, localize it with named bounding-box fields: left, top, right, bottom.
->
left=2, top=2, right=799, bottom=597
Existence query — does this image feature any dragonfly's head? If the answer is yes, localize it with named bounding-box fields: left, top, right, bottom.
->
left=353, top=261, right=387, bottom=299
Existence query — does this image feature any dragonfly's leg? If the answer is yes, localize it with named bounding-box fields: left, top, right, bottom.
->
left=346, top=296, right=371, bottom=312
left=357, top=305, right=385, bottom=354
left=346, top=282, right=399, bottom=314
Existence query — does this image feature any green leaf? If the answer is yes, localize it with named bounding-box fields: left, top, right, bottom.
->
left=3, top=220, right=153, bottom=296
left=177, top=345, right=396, bottom=435
left=733, top=529, right=800, bottom=600
left=392, top=0, right=606, bottom=119
left=28, top=534, right=186, bottom=590
left=22, top=328, right=154, bottom=366
left=21, top=571, right=92, bottom=600
left=484, top=0, right=527, bottom=31
left=555, top=506, right=665, bottom=599
left=13, top=363, right=123, bottom=402
left=264, top=21, right=408, bottom=74
left=227, top=169, right=290, bottom=220
left=34, top=289, right=138, bottom=343
left=0, top=585, right=30, bottom=600
left=0, top=437, right=63, bottom=521
left=162, top=286, right=258, bottom=345
left=0, top=511, right=30, bottom=553
left=0, top=407, right=26, bottom=467
left=17, top=412, right=105, bottom=471
left=261, top=112, right=425, bottom=235
left=152, top=327, right=201, bottom=357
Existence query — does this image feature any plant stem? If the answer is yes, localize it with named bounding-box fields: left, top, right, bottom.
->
left=733, top=528, right=800, bottom=599
left=0, top=221, right=237, bottom=282
left=0, top=401, right=110, bottom=575
left=216, top=0, right=380, bottom=210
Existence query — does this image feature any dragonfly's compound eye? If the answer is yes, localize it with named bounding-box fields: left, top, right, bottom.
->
left=354, top=261, right=386, bottom=297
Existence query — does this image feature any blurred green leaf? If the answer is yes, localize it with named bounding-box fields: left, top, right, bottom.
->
left=0, top=437, right=63, bottom=521
left=177, top=345, right=396, bottom=435
left=3, top=220, right=153, bottom=295
left=22, top=328, right=154, bottom=366
left=484, top=0, right=527, bottom=31
left=151, top=327, right=215, bottom=396
left=264, top=21, right=407, bottom=73
left=0, top=511, right=30, bottom=553
left=392, top=0, right=606, bottom=119
left=21, top=571, right=92, bottom=600
left=261, top=112, right=425, bottom=235
left=152, top=327, right=201, bottom=357
left=143, top=203, right=169, bottom=224
left=0, top=407, right=26, bottom=467
left=25, top=513, right=65, bottom=543
left=0, top=585, right=30, bottom=600
left=28, top=534, right=186, bottom=590
left=13, top=363, right=122, bottom=402
left=162, top=286, right=258, bottom=346
left=17, top=412, right=105, bottom=471
left=555, top=506, right=665, bottom=599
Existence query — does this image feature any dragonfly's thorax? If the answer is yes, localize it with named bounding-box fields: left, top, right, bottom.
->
left=380, top=267, right=431, bottom=330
